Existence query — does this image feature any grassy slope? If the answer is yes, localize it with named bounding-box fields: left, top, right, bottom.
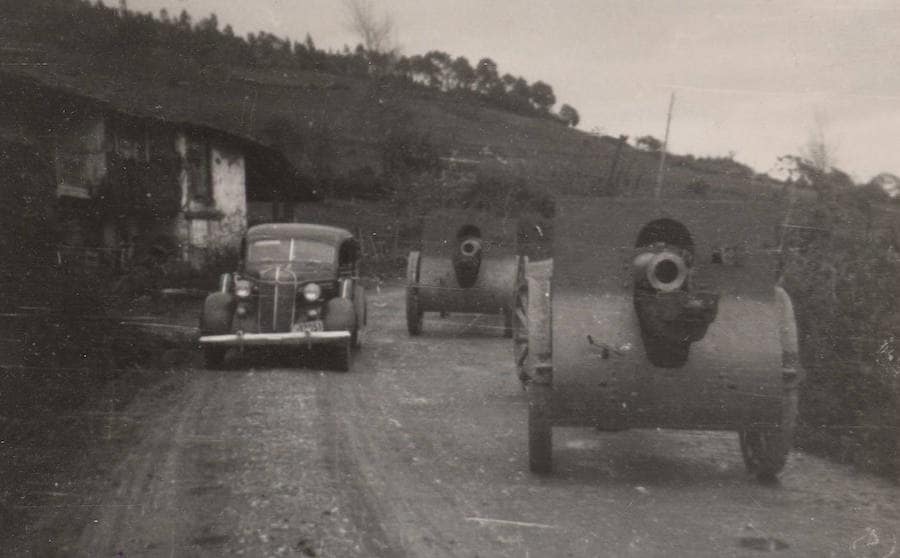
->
left=0, top=31, right=785, bottom=202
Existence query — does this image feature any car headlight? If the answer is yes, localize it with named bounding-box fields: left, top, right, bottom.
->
left=234, top=279, right=252, bottom=298
left=302, top=282, right=321, bottom=302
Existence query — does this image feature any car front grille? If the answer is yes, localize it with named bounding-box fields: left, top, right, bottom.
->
left=257, top=270, right=299, bottom=333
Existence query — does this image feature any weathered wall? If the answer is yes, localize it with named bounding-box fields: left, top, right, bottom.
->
left=53, top=113, right=106, bottom=199
left=209, top=142, right=246, bottom=248
left=173, top=131, right=246, bottom=265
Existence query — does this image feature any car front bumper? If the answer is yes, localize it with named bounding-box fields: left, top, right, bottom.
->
left=199, top=330, right=351, bottom=346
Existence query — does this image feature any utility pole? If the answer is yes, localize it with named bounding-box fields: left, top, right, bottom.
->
left=654, top=92, right=675, bottom=200
left=602, top=134, right=629, bottom=195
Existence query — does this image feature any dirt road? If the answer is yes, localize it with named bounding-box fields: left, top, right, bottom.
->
left=4, top=286, right=899, bottom=557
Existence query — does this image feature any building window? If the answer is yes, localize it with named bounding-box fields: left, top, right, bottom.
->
left=113, top=129, right=147, bottom=161
left=55, top=116, right=106, bottom=198
left=186, top=137, right=211, bottom=202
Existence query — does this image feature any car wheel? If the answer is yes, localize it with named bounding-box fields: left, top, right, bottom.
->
left=739, top=388, right=797, bottom=482
left=503, top=307, right=514, bottom=338
left=528, top=383, right=553, bottom=474
left=204, top=347, right=226, bottom=369
left=331, top=339, right=351, bottom=372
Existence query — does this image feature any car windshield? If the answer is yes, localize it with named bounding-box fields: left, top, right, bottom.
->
left=248, top=239, right=335, bottom=265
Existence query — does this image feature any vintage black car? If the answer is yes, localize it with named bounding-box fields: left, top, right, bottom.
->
left=199, top=223, right=366, bottom=371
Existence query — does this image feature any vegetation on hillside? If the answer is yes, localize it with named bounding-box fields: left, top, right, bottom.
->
left=0, top=0, right=578, bottom=126
left=780, top=158, right=899, bottom=474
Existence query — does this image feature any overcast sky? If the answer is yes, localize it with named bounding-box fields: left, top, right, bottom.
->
left=127, top=0, right=900, bottom=181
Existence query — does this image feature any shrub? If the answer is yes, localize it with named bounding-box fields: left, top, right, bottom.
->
left=781, top=163, right=899, bottom=474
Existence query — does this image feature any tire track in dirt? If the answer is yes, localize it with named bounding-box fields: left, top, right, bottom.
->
left=315, top=371, right=412, bottom=558
left=314, top=288, right=528, bottom=558
left=75, top=370, right=216, bottom=556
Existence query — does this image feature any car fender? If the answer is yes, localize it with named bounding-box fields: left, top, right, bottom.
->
left=353, top=285, right=367, bottom=329
left=200, top=292, right=235, bottom=335
left=324, top=297, right=355, bottom=331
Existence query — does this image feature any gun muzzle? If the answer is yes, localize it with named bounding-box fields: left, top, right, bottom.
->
left=459, top=238, right=482, bottom=258
left=634, top=250, right=689, bottom=292
left=454, top=237, right=483, bottom=288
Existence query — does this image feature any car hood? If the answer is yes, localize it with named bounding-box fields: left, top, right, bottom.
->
left=244, top=262, right=336, bottom=284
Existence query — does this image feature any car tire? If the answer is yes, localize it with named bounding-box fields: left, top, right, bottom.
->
left=331, top=339, right=351, bottom=372
left=502, top=307, right=513, bottom=338
left=739, top=388, right=797, bottom=482
left=204, top=347, right=226, bottom=370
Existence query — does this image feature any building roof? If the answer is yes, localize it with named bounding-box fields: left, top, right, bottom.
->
left=247, top=223, right=354, bottom=246
left=0, top=68, right=319, bottom=202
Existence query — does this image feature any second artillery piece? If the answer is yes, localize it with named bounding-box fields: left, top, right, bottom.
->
left=406, top=210, right=519, bottom=337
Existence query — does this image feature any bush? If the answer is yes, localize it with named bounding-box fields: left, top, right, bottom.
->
left=686, top=178, right=710, bottom=197
left=781, top=164, right=899, bottom=475
left=112, top=244, right=241, bottom=298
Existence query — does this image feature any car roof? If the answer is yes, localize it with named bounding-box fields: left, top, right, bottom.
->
left=246, top=223, right=355, bottom=246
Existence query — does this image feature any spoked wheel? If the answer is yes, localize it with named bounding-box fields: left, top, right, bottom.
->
left=518, top=270, right=552, bottom=386
left=513, top=266, right=530, bottom=384
left=739, top=388, right=798, bottom=482
left=406, top=251, right=424, bottom=336
left=515, top=258, right=555, bottom=475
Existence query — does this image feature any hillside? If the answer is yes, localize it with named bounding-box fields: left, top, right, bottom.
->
left=0, top=3, right=785, bottom=205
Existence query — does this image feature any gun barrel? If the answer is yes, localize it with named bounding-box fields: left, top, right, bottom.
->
left=459, top=238, right=482, bottom=257
left=634, top=250, right=688, bottom=292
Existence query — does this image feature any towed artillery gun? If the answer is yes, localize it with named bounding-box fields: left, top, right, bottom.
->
left=515, top=198, right=802, bottom=481
left=406, top=210, right=519, bottom=337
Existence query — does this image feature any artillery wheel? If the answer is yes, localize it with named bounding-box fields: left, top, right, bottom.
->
left=513, top=259, right=530, bottom=382
left=515, top=259, right=555, bottom=474
left=204, top=347, right=226, bottom=369
left=739, top=388, right=798, bottom=482
left=406, top=251, right=424, bottom=336
left=514, top=262, right=552, bottom=386
left=528, top=383, right=553, bottom=474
